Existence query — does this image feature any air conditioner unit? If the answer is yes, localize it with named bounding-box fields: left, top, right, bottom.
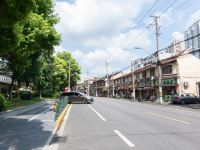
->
left=184, top=82, right=189, bottom=87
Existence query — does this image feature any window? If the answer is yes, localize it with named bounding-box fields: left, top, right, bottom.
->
left=62, top=92, right=73, bottom=96
left=142, top=71, right=146, bottom=78
left=150, top=69, right=155, bottom=76
left=136, top=73, right=140, bottom=80
left=162, top=65, right=172, bottom=74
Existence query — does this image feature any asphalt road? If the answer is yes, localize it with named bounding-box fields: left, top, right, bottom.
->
left=0, top=101, right=55, bottom=150
left=55, top=97, right=200, bottom=150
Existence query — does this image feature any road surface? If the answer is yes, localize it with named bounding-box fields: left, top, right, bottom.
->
left=0, top=101, right=55, bottom=150
left=54, top=97, right=200, bottom=150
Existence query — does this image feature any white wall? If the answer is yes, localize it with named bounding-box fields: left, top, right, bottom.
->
left=177, top=54, right=200, bottom=96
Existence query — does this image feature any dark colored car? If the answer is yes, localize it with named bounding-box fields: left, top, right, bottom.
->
left=171, top=93, right=200, bottom=105
left=61, top=92, right=94, bottom=104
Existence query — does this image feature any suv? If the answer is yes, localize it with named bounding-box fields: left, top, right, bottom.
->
left=171, top=93, right=200, bottom=105
left=61, top=92, right=94, bottom=104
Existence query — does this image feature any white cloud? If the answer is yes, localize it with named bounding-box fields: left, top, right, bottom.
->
left=55, top=0, right=147, bottom=44
left=145, top=9, right=175, bottom=27
left=54, top=0, right=154, bottom=79
left=84, top=28, right=151, bottom=49
left=172, top=32, right=184, bottom=41
left=54, top=46, right=67, bottom=53
left=187, top=9, right=200, bottom=27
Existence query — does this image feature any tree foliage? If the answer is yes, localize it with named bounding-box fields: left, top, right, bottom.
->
left=0, top=0, right=81, bottom=99
left=0, top=0, right=35, bottom=54
left=53, top=51, right=81, bottom=92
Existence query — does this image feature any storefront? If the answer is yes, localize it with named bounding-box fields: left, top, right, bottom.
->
left=162, top=78, right=177, bottom=101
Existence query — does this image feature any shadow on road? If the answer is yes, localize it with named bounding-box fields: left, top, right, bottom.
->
left=170, top=103, right=200, bottom=109
left=0, top=116, right=52, bottom=150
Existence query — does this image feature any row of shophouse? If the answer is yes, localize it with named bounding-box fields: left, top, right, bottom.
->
left=76, top=20, right=200, bottom=102
left=77, top=50, right=200, bottom=101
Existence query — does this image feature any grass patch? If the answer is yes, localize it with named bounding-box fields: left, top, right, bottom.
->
left=9, top=98, right=44, bottom=110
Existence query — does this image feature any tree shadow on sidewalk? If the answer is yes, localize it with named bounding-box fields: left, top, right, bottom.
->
left=0, top=117, right=52, bottom=150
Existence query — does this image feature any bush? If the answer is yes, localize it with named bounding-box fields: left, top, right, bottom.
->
left=42, top=91, right=54, bottom=98
left=53, top=92, right=60, bottom=98
left=20, top=91, right=32, bottom=100
left=31, top=91, right=40, bottom=98
left=0, top=94, right=10, bottom=111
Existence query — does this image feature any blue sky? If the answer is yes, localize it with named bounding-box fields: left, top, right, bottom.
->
left=54, top=0, right=200, bottom=79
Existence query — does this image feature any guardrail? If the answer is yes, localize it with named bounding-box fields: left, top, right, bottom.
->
left=54, top=97, right=68, bottom=121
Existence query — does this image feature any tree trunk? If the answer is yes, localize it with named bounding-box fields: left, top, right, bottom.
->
left=39, top=89, right=42, bottom=99
left=17, top=81, right=21, bottom=100
left=8, top=75, right=14, bottom=100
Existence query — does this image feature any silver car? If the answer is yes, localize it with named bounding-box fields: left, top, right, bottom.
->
left=61, top=92, right=94, bottom=104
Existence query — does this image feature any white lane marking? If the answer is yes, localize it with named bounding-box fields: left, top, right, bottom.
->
left=42, top=120, right=54, bottom=122
left=114, top=130, right=135, bottom=147
left=146, top=112, right=191, bottom=124
left=88, top=105, right=106, bottom=121
left=28, top=107, right=52, bottom=122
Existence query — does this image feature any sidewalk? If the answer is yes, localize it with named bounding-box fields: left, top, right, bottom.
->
left=0, top=101, right=48, bottom=119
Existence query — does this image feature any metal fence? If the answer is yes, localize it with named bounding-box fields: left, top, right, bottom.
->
left=54, top=96, right=68, bottom=121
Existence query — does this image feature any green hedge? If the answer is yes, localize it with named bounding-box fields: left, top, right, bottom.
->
left=0, top=94, right=10, bottom=112
left=42, top=91, right=54, bottom=98
left=20, top=91, right=32, bottom=100
left=42, top=91, right=60, bottom=98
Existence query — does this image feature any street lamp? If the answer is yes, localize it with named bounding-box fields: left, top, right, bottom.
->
left=134, top=47, right=151, bottom=55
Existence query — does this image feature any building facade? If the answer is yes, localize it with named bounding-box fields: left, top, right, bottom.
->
left=184, top=20, right=200, bottom=58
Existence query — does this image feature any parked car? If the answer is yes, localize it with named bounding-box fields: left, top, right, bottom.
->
left=171, top=93, right=200, bottom=105
left=61, top=92, right=94, bottom=104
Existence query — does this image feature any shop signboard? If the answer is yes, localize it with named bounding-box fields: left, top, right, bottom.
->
left=142, top=54, right=157, bottom=66
left=162, top=78, right=177, bottom=86
left=139, top=82, right=145, bottom=87
left=0, top=75, right=12, bottom=84
left=133, top=54, right=157, bottom=71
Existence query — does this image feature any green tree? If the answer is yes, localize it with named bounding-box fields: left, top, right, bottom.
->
left=0, top=0, right=35, bottom=54
left=52, top=51, right=81, bottom=92
left=1, top=0, right=60, bottom=99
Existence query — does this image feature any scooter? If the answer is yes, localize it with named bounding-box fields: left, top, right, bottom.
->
left=138, top=97, right=143, bottom=102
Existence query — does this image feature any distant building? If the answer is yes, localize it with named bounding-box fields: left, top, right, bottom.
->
left=184, top=20, right=200, bottom=58
left=161, top=38, right=185, bottom=60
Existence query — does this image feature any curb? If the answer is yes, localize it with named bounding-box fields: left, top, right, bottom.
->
left=0, top=101, right=47, bottom=119
left=43, top=104, right=71, bottom=149
left=55, top=104, right=70, bottom=131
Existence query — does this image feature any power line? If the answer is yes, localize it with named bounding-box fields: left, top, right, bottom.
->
left=98, top=33, right=200, bottom=78
left=159, top=0, right=177, bottom=17
left=133, top=0, right=160, bottom=29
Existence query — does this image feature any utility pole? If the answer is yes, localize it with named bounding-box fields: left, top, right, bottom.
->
left=151, top=15, right=163, bottom=104
left=131, top=61, right=135, bottom=98
left=112, top=72, right=114, bottom=96
left=95, top=78, right=98, bottom=97
left=106, top=59, right=109, bottom=97
left=87, top=69, right=90, bottom=96
left=68, top=62, right=71, bottom=92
